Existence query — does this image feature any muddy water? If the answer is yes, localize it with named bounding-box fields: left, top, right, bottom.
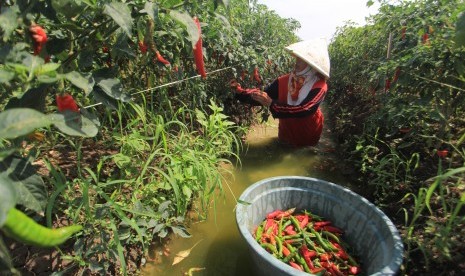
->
left=143, top=113, right=359, bottom=276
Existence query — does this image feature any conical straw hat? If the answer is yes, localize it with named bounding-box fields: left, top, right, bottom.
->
left=285, top=38, right=330, bottom=78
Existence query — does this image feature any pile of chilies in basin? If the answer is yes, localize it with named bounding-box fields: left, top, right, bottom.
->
left=253, top=208, right=361, bottom=275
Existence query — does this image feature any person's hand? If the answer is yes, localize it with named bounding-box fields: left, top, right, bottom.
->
left=251, top=91, right=272, bottom=107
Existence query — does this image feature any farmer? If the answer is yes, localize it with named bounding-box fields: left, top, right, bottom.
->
left=231, top=38, right=330, bottom=147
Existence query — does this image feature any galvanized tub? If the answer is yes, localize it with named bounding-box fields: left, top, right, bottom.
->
left=235, top=176, right=404, bottom=276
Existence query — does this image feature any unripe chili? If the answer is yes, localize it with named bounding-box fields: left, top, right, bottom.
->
left=1, top=208, right=82, bottom=247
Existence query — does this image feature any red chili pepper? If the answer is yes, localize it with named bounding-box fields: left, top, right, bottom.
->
left=437, top=150, right=448, bottom=158
left=322, top=225, right=344, bottom=234
left=275, top=208, right=295, bottom=219
left=349, top=266, right=361, bottom=275
left=299, top=214, right=309, bottom=229
left=314, top=221, right=331, bottom=227
left=284, top=225, right=297, bottom=235
left=422, top=33, right=429, bottom=44
left=155, top=51, right=170, bottom=65
left=56, top=94, right=79, bottom=113
left=266, top=210, right=283, bottom=219
left=253, top=67, right=261, bottom=83
left=193, top=16, right=207, bottom=79
left=330, top=263, right=345, bottom=276
left=289, top=261, right=303, bottom=271
left=385, top=79, right=391, bottom=91
left=282, top=245, right=291, bottom=257
left=102, top=46, right=110, bottom=53
left=300, top=245, right=316, bottom=269
left=138, top=41, right=148, bottom=54
left=311, top=267, right=325, bottom=274
left=319, top=253, right=332, bottom=261
left=29, top=24, right=47, bottom=55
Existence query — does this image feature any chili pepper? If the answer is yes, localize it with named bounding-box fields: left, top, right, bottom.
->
left=275, top=208, right=296, bottom=219
left=253, top=67, right=261, bottom=83
left=422, top=33, right=429, bottom=44
left=102, top=46, right=110, bottom=53
left=284, top=225, right=297, bottom=235
left=322, top=225, right=344, bottom=234
left=437, top=150, right=448, bottom=158
left=289, top=261, right=303, bottom=271
left=261, top=243, right=278, bottom=255
left=323, top=230, right=341, bottom=243
left=254, top=222, right=264, bottom=242
left=138, top=41, right=148, bottom=54
left=311, top=267, right=326, bottom=275
left=266, top=209, right=283, bottom=219
left=56, top=93, right=79, bottom=113
left=300, top=245, right=316, bottom=269
left=401, top=27, right=406, bottom=41
left=155, top=51, right=170, bottom=65
left=331, top=263, right=345, bottom=276
left=384, top=79, right=391, bottom=91
left=1, top=208, right=82, bottom=247
left=299, top=215, right=309, bottom=229
left=282, top=244, right=291, bottom=257
left=29, top=24, right=47, bottom=55
left=193, top=16, right=207, bottom=79
left=319, top=253, right=332, bottom=261
left=313, top=221, right=331, bottom=227
left=349, top=266, right=361, bottom=275
left=275, top=235, right=283, bottom=257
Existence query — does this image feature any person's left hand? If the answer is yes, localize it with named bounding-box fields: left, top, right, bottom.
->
left=251, top=91, right=272, bottom=107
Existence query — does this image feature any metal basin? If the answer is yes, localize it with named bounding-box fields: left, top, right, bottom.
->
left=235, top=176, right=404, bottom=275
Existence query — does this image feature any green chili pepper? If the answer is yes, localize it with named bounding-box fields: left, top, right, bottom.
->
left=275, top=236, right=284, bottom=257
left=310, top=228, right=337, bottom=252
left=255, top=222, right=265, bottom=242
left=1, top=208, right=82, bottom=247
left=322, top=230, right=341, bottom=243
left=261, top=242, right=278, bottom=255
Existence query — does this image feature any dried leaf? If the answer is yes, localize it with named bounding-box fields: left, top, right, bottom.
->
left=172, top=239, right=202, bottom=266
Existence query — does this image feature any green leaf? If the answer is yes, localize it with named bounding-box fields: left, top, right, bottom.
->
left=0, top=5, right=19, bottom=41
left=51, top=0, right=85, bottom=18
left=34, top=62, right=61, bottom=75
left=0, top=68, right=14, bottom=83
left=0, top=174, right=16, bottom=226
left=169, top=10, right=200, bottom=48
left=0, top=108, right=51, bottom=139
left=103, top=2, right=133, bottom=37
left=65, top=71, right=95, bottom=94
left=49, top=111, right=99, bottom=137
left=97, top=78, right=131, bottom=102
left=0, top=155, right=47, bottom=213
left=91, top=88, right=119, bottom=110
left=170, top=225, right=191, bottom=238
left=140, top=1, right=158, bottom=22
left=456, top=12, right=465, bottom=47
left=218, top=0, right=230, bottom=7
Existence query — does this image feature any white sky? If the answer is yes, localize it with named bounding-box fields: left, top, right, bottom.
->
left=256, top=0, right=380, bottom=41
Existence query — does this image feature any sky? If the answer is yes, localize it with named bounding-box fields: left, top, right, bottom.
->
left=256, top=0, right=380, bottom=41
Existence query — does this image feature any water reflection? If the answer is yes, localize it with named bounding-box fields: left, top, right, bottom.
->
left=143, top=119, right=354, bottom=276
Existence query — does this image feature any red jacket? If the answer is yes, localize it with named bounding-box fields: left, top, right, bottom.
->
left=234, top=73, right=328, bottom=147
left=272, top=74, right=327, bottom=147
